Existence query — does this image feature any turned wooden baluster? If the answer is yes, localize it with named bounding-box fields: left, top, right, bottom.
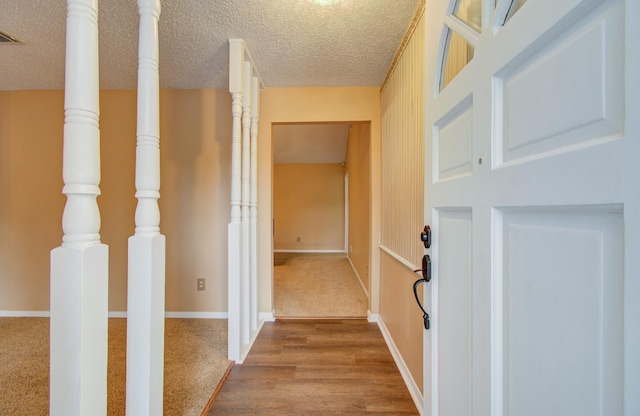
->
left=50, top=0, right=108, bottom=414
left=126, top=1, right=166, bottom=414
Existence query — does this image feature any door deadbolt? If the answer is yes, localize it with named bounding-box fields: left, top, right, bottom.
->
left=420, top=225, right=431, bottom=249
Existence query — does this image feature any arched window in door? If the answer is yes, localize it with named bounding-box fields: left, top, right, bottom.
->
left=438, top=0, right=528, bottom=92
left=438, top=0, right=481, bottom=91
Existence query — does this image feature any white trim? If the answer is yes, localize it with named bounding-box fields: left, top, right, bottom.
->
left=259, top=310, right=276, bottom=322
left=0, top=310, right=50, bottom=317
left=367, top=311, right=379, bottom=323
left=379, top=244, right=420, bottom=272
left=228, top=38, right=265, bottom=89
left=348, top=255, right=370, bottom=298
left=377, top=316, right=424, bottom=416
left=273, top=249, right=347, bottom=253
left=344, top=171, right=349, bottom=252
left=237, top=318, right=267, bottom=364
left=165, top=311, right=229, bottom=319
left=109, top=311, right=127, bottom=318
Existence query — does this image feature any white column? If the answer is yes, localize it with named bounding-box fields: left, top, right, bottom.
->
left=228, top=39, right=244, bottom=362
left=50, top=0, right=108, bottom=414
left=249, top=76, right=260, bottom=332
left=241, top=61, right=252, bottom=345
left=126, top=1, right=165, bottom=415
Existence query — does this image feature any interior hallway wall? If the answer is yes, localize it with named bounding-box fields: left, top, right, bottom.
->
left=273, top=163, right=345, bottom=251
left=0, top=89, right=232, bottom=313
left=345, top=123, right=371, bottom=294
left=0, top=91, right=64, bottom=311
left=379, top=11, right=426, bottom=393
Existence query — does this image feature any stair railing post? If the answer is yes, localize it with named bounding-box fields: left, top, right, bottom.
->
left=50, top=0, right=109, bottom=414
left=125, top=1, right=166, bottom=414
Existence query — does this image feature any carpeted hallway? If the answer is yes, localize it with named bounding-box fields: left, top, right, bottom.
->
left=273, top=253, right=369, bottom=318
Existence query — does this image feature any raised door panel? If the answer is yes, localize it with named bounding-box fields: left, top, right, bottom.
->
left=494, top=1, right=624, bottom=166
left=436, top=209, right=473, bottom=416
left=495, top=207, right=623, bottom=416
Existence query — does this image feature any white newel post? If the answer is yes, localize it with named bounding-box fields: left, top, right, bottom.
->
left=250, top=76, right=260, bottom=332
left=126, top=1, right=165, bottom=415
left=241, top=61, right=252, bottom=345
left=228, top=39, right=244, bottom=362
left=50, top=0, right=109, bottom=414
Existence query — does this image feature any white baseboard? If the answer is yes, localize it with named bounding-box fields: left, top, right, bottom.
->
left=165, top=311, right=228, bottom=319
left=347, top=256, right=370, bottom=299
left=367, top=311, right=379, bottom=323
left=0, top=310, right=50, bottom=317
left=237, top=318, right=268, bottom=364
left=273, top=250, right=346, bottom=253
left=259, top=310, right=276, bottom=322
left=377, top=316, right=424, bottom=416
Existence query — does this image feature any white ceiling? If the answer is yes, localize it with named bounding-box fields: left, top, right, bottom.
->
left=0, top=0, right=420, bottom=90
left=273, top=123, right=351, bottom=164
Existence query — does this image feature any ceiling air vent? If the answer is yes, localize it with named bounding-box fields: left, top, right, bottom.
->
left=0, top=29, right=23, bottom=44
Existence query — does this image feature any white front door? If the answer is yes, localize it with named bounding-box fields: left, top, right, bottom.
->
left=422, top=0, right=639, bottom=415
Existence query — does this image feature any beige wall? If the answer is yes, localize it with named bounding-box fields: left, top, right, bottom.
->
left=379, top=12, right=426, bottom=393
left=273, top=163, right=345, bottom=251
left=99, top=90, right=137, bottom=311
left=159, top=89, right=231, bottom=313
left=0, top=89, right=231, bottom=313
left=0, top=91, right=65, bottom=311
left=258, top=87, right=382, bottom=315
left=380, top=251, right=424, bottom=392
left=345, top=123, right=371, bottom=293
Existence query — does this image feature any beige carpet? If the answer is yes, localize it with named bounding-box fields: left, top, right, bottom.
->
left=274, top=253, right=369, bottom=317
left=0, top=317, right=230, bottom=416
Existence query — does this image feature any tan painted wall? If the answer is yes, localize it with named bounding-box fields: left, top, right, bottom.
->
left=257, top=87, right=382, bottom=315
left=380, top=251, right=424, bottom=392
left=0, top=89, right=231, bottom=313
left=345, top=123, right=371, bottom=293
left=0, top=91, right=65, bottom=311
left=380, top=14, right=425, bottom=266
left=159, top=89, right=231, bottom=313
left=379, top=11, right=426, bottom=395
left=273, top=163, right=345, bottom=251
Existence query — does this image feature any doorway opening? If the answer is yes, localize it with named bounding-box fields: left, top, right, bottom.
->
left=272, top=121, right=371, bottom=318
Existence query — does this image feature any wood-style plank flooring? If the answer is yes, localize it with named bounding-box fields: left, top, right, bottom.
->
left=207, top=319, right=419, bottom=415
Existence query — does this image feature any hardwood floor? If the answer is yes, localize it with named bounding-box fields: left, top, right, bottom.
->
left=207, top=319, right=419, bottom=415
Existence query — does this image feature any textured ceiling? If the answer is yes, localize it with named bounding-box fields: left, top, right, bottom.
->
left=0, top=0, right=420, bottom=90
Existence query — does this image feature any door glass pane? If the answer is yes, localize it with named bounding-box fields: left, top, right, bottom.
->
left=505, top=0, right=527, bottom=22
left=454, top=0, right=482, bottom=31
left=440, top=29, right=475, bottom=91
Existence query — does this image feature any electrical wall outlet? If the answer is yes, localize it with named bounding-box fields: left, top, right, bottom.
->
left=197, top=278, right=205, bottom=291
